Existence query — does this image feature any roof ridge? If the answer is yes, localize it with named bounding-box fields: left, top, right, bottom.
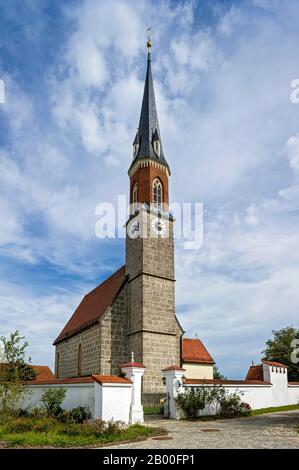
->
left=53, top=265, right=127, bottom=345
left=86, top=265, right=126, bottom=297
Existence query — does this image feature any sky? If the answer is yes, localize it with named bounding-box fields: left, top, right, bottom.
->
left=0, top=0, right=298, bottom=378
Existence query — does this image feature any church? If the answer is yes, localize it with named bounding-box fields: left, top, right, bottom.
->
left=53, top=40, right=214, bottom=401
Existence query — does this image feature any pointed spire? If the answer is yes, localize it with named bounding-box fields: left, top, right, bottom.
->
left=131, top=39, right=169, bottom=170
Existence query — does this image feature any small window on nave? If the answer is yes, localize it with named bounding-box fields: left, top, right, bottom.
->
left=78, top=344, right=82, bottom=376
left=56, top=352, right=60, bottom=379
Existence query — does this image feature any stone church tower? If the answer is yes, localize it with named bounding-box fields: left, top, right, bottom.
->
left=53, top=42, right=183, bottom=399
left=126, top=42, right=183, bottom=396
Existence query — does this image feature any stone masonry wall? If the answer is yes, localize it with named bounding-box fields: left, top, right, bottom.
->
left=142, top=276, right=176, bottom=334
left=126, top=211, right=183, bottom=396
left=55, top=323, right=101, bottom=378
left=142, top=327, right=181, bottom=395
left=100, top=285, right=129, bottom=375
left=126, top=211, right=175, bottom=281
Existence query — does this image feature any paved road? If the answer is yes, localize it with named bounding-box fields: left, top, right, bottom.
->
left=106, top=410, right=299, bottom=449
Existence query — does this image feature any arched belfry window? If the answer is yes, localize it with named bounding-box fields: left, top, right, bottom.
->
left=153, top=178, right=163, bottom=208
left=133, top=182, right=138, bottom=210
left=153, top=139, right=160, bottom=157
left=78, top=344, right=82, bottom=376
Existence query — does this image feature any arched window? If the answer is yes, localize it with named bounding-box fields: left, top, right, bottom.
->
left=153, top=139, right=160, bottom=157
left=133, top=143, right=139, bottom=157
left=78, top=344, right=82, bottom=376
left=56, top=352, right=60, bottom=379
left=153, top=178, right=163, bottom=207
left=133, top=182, right=138, bottom=211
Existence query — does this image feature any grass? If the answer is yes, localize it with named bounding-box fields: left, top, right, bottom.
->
left=176, top=404, right=299, bottom=421
left=0, top=415, right=166, bottom=448
left=251, top=404, right=299, bottom=416
left=143, top=405, right=163, bottom=415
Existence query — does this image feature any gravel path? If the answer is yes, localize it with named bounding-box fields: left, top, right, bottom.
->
left=105, top=410, right=299, bottom=449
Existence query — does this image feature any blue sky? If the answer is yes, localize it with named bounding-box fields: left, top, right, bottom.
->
left=0, top=0, right=298, bottom=378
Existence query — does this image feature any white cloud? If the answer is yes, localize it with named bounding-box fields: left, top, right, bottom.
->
left=285, top=134, right=299, bottom=171
left=218, top=6, right=241, bottom=37
left=69, top=34, right=107, bottom=88
left=0, top=279, right=88, bottom=369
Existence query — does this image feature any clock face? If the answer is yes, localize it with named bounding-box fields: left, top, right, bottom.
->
left=127, top=218, right=141, bottom=239
left=151, top=217, right=167, bottom=237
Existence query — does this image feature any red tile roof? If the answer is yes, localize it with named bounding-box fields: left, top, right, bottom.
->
left=30, top=365, right=55, bottom=381
left=245, top=365, right=264, bottom=381
left=92, top=375, right=132, bottom=385
left=0, top=364, right=55, bottom=382
left=263, top=360, right=288, bottom=368
left=54, top=266, right=127, bottom=344
left=27, top=375, right=131, bottom=386
left=162, top=365, right=186, bottom=372
left=121, top=362, right=146, bottom=368
left=182, top=338, right=214, bottom=364
left=185, top=378, right=271, bottom=385
left=27, top=376, right=94, bottom=385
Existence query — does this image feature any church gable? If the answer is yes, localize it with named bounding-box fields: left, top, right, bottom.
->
left=54, top=266, right=127, bottom=345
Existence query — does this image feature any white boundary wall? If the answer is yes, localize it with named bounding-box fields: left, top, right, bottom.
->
left=20, top=381, right=133, bottom=424
left=163, top=365, right=299, bottom=419
left=17, top=364, right=145, bottom=425
left=21, top=383, right=95, bottom=414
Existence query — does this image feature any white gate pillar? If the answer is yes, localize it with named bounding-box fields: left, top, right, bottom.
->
left=162, top=365, right=186, bottom=419
left=121, top=358, right=145, bottom=424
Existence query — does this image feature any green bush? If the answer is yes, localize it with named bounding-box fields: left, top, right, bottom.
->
left=104, top=420, right=123, bottom=436
left=86, top=419, right=106, bottom=437
left=58, top=406, right=91, bottom=424
left=175, top=386, right=217, bottom=418
left=216, top=388, right=251, bottom=418
left=40, top=388, right=66, bottom=417
left=69, top=406, right=91, bottom=423
left=175, top=386, right=251, bottom=419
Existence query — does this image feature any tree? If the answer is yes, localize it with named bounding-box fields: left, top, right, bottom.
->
left=262, top=326, right=299, bottom=381
left=213, top=365, right=227, bottom=380
left=41, top=388, right=66, bottom=417
left=0, top=331, right=36, bottom=412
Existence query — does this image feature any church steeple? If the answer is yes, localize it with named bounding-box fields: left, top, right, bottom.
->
left=129, top=39, right=169, bottom=173
left=128, top=38, right=170, bottom=208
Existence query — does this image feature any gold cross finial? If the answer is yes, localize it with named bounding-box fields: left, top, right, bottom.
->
left=146, top=26, right=152, bottom=57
